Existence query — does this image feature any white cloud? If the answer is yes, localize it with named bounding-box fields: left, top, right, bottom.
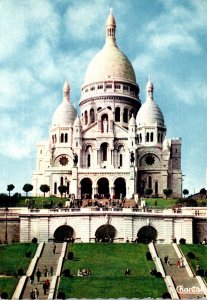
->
left=150, top=33, right=200, bottom=54
left=0, top=115, right=44, bottom=159
left=0, top=0, right=60, bottom=60
left=0, top=68, right=45, bottom=108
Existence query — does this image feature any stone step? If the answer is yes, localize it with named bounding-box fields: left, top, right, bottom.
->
left=20, top=242, right=64, bottom=299
left=155, top=244, right=204, bottom=298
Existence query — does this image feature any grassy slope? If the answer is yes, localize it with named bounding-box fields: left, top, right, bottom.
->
left=180, top=244, right=207, bottom=279
left=59, top=243, right=167, bottom=299
left=0, top=243, right=37, bottom=275
left=0, top=243, right=38, bottom=297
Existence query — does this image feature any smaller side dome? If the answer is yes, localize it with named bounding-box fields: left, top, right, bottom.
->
left=52, top=81, right=77, bottom=127
left=136, top=80, right=165, bottom=127
left=129, top=114, right=136, bottom=126
left=74, top=115, right=82, bottom=127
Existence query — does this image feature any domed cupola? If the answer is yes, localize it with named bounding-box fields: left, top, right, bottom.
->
left=136, top=79, right=166, bottom=145
left=80, top=9, right=140, bottom=118
left=136, top=79, right=165, bottom=127
left=52, top=81, right=77, bottom=127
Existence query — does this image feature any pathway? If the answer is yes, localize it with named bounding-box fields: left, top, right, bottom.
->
left=155, top=244, right=204, bottom=299
left=20, top=242, right=63, bottom=299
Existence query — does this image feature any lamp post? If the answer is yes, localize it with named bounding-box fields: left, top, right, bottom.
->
left=4, top=207, right=9, bottom=244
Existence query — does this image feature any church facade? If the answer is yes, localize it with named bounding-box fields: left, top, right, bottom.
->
left=32, top=11, right=182, bottom=199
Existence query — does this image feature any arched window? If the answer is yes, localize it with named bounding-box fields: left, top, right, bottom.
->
left=87, top=154, right=91, bottom=167
left=155, top=181, right=158, bottom=195
left=150, top=132, right=154, bottom=142
left=148, top=176, right=152, bottom=189
left=90, top=108, right=95, bottom=123
left=65, top=133, right=68, bottom=143
left=160, top=134, right=163, bottom=143
left=101, top=143, right=108, bottom=161
left=123, top=108, right=128, bottom=123
left=146, top=132, right=149, bottom=142
left=84, top=111, right=88, bottom=125
left=115, top=107, right=120, bottom=122
left=60, top=176, right=64, bottom=186
left=54, top=182, right=57, bottom=194
left=140, top=133, right=142, bottom=143
left=120, top=154, right=123, bottom=167
left=61, top=133, right=64, bottom=143
left=158, top=133, right=160, bottom=143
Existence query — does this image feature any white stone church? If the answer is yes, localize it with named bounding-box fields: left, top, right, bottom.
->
left=32, top=11, right=182, bottom=199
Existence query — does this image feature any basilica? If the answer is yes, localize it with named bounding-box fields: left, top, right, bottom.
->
left=32, top=11, right=182, bottom=199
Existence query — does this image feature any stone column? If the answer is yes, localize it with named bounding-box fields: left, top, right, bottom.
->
left=80, top=216, right=91, bottom=242
left=71, top=167, right=78, bottom=198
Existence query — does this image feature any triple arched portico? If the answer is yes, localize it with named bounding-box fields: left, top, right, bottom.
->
left=80, top=176, right=127, bottom=199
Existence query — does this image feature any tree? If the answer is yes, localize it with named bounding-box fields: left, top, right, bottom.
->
left=58, top=185, right=67, bottom=198
left=163, top=188, right=172, bottom=199
left=183, top=189, right=189, bottom=198
left=144, top=188, right=153, bottom=198
left=40, top=184, right=50, bottom=197
left=23, top=184, right=33, bottom=197
left=7, top=184, right=15, bottom=197
left=200, top=188, right=206, bottom=199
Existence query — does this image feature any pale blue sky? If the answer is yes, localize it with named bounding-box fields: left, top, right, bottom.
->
left=0, top=0, right=206, bottom=195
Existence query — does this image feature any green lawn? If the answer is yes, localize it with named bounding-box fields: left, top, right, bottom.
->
left=145, top=197, right=179, bottom=208
left=0, top=243, right=37, bottom=275
left=0, top=243, right=38, bottom=298
left=180, top=244, right=207, bottom=279
left=0, top=278, right=19, bottom=299
left=59, top=243, right=168, bottom=299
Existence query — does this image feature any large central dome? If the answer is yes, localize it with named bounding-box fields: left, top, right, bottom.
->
left=83, top=11, right=137, bottom=87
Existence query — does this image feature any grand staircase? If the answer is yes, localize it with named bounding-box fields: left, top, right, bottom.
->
left=20, top=242, right=63, bottom=299
left=155, top=244, right=205, bottom=299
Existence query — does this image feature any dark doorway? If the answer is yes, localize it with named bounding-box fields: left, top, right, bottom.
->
left=95, top=224, right=117, bottom=242
left=137, top=225, right=157, bottom=244
left=114, top=178, right=126, bottom=198
left=80, top=178, right=92, bottom=199
left=54, top=225, right=75, bottom=242
left=97, top=178, right=109, bottom=198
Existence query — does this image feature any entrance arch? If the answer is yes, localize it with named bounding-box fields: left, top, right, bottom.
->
left=114, top=178, right=126, bottom=198
left=80, top=178, right=92, bottom=199
left=97, top=178, right=109, bottom=198
left=95, top=224, right=117, bottom=242
left=137, top=225, right=157, bottom=244
left=54, top=225, right=75, bottom=242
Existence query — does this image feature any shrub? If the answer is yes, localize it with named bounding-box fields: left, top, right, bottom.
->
left=26, top=250, right=32, bottom=258
left=196, top=269, right=204, bottom=276
left=179, top=238, right=186, bottom=244
left=162, top=292, right=171, bottom=299
left=146, top=252, right=152, bottom=261
left=32, top=237, right=38, bottom=244
left=1, top=292, right=8, bottom=299
left=68, top=252, right=74, bottom=260
left=155, top=272, right=162, bottom=278
left=205, top=270, right=207, bottom=277
left=18, top=268, right=24, bottom=276
left=187, top=252, right=195, bottom=259
left=62, top=269, right=71, bottom=277
left=43, top=203, right=51, bottom=209
left=58, top=202, right=63, bottom=208
left=57, top=291, right=66, bottom=299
